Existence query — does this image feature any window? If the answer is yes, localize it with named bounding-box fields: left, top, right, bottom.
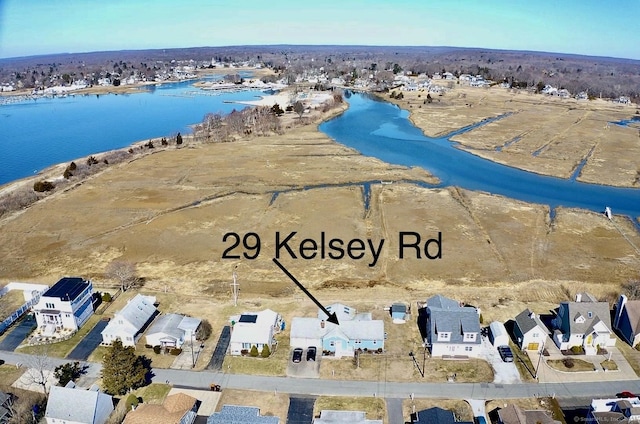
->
left=463, top=333, right=476, bottom=341
left=242, top=343, right=251, bottom=349
left=465, top=346, right=473, bottom=352
left=438, top=332, right=450, bottom=341
left=355, top=339, right=361, bottom=344
left=373, top=340, right=377, bottom=345
left=45, top=302, right=55, bottom=309
left=330, top=341, right=335, bottom=347
left=588, top=311, right=593, bottom=318
left=532, top=332, right=539, bottom=338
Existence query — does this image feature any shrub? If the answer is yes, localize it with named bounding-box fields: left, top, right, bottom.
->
left=570, top=345, right=584, bottom=355
left=196, top=319, right=212, bottom=341
left=68, top=161, right=77, bottom=171
left=124, top=394, right=139, bottom=410
left=101, top=292, right=112, bottom=302
left=562, top=357, right=574, bottom=368
left=144, top=344, right=152, bottom=349
left=63, top=168, right=73, bottom=179
left=153, top=345, right=161, bottom=354
left=33, top=180, right=55, bottom=192
left=261, top=344, right=271, bottom=358
left=170, top=348, right=182, bottom=356
left=176, top=132, right=183, bottom=145
left=128, top=148, right=134, bottom=154
left=86, top=156, right=98, bottom=166
left=240, top=349, right=249, bottom=356
left=249, top=345, right=259, bottom=357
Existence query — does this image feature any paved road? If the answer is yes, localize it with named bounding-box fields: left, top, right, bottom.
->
left=0, top=315, right=36, bottom=351
left=2, top=350, right=640, bottom=401
left=67, top=320, right=108, bottom=360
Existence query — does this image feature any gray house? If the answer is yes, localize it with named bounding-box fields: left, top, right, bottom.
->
left=207, top=405, right=279, bottom=424
left=425, top=295, right=481, bottom=358
left=513, top=309, right=550, bottom=350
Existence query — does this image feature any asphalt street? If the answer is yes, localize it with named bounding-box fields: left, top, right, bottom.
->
left=2, top=350, right=640, bottom=401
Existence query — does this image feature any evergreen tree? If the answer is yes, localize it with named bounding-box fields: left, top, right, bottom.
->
left=249, top=345, right=259, bottom=357
left=261, top=344, right=271, bottom=358
left=102, top=340, right=150, bottom=395
left=54, top=361, right=83, bottom=386
left=176, top=132, right=183, bottom=145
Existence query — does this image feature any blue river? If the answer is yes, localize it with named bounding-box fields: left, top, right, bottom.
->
left=0, top=74, right=260, bottom=186
left=319, top=93, right=640, bottom=223
left=1, top=85, right=639, bottom=225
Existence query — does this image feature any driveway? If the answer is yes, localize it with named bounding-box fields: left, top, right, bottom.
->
left=479, top=335, right=521, bottom=384
left=287, top=396, right=316, bottom=424
left=286, top=348, right=320, bottom=378
left=67, top=320, right=108, bottom=360
left=0, top=315, right=36, bottom=351
left=207, top=326, right=230, bottom=371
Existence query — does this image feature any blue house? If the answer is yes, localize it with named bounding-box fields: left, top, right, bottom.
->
left=32, top=277, right=94, bottom=333
left=291, top=304, right=385, bottom=358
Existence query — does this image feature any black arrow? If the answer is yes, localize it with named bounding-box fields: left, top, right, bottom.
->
left=272, top=258, right=339, bottom=325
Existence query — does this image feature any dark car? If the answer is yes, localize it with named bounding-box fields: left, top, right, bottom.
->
left=617, top=391, right=638, bottom=398
left=292, top=348, right=303, bottom=363
left=498, top=345, right=514, bottom=362
left=474, top=417, right=487, bottom=424
left=307, top=346, right=317, bottom=361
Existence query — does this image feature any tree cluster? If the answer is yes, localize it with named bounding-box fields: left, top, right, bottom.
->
left=192, top=105, right=282, bottom=142
left=101, top=339, right=151, bottom=395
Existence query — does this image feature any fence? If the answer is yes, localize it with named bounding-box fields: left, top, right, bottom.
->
left=0, top=293, right=43, bottom=335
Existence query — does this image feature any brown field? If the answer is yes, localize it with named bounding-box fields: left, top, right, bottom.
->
left=389, top=86, right=640, bottom=186
left=215, top=389, right=289, bottom=422
left=0, top=290, right=25, bottom=320
left=314, top=396, right=387, bottom=423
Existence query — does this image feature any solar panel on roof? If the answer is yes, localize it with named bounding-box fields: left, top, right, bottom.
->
left=238, top=315, right=258, bottom=323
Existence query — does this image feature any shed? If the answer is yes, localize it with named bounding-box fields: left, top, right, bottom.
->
left=489, top=321, right=509, bottom=347
left=390, top=303, right=407, bottom=323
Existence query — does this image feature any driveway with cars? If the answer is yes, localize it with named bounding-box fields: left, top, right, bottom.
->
left=479, top=333, right=521, bottom=384
left=287, top=347, right=321, bottom=378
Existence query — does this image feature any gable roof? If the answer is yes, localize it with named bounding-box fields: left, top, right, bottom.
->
left=178, top=316, right=201, bottom=333
left=124, top=393, right=197, bottom=424
left=207, top=405, right=280, bottom=424
left=427, top=295, right=460, bottom=310
left=620, top=299, right=640, bottom=336
left=412, top=407, right=473, bottom=424
left=291, top=317, right=384, bottom=342
left=427, top=298, right=481, bottom=344
left=102, top=294, right=156, bottom=338
left=514, top=309, right=549, bottom=335
left=230, top=309, right=280, bottom=345
left=146, top=313, right=185, bottom=341
left=43, top=277, right=90, bottom=301
left=562, top=300, right=612, bottom=334
left=320, top=303, right=356, bottom=321
left=46, top=383, right=112, bottom=423
left=497, top=404, right=561, bottom=424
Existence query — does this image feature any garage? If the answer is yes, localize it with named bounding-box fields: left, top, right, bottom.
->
left=489, top=321, right=509, bottom=347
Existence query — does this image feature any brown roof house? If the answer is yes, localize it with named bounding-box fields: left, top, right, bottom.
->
left=123, top=393, right=198, bottom=424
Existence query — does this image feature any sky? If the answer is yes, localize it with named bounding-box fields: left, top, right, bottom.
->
left=1, top=0, right=639, bottom=60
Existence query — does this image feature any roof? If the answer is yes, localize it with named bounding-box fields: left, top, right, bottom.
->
left=124, top=393, right=197, bottom=424
left=514, top=309, right=548, bottom=335
left=291, top=317, right=384, bottom=342
left=412, top=407, right=472, bottom=424
left=178, top=316, right=201, bottom=333
left=43, top=277, right=90, bottom=301
left=561, top=300, right=612, bottom=334
left=230, top=309, right=280, bottom=345
left=147, top=313, right=185, bottom=341
left=320, top=303, right=356, bottom=321
left=428, top=304, right=481, bottom=345
left=497, top=404, right=561, bottom=424
left=619, top=298, right=640, bottom=336
left=426, top=295, right=460, bottom=310
left=391, top=303, right=407, bottom=313
left=314, top=410, right=382, bottom=424
left=207, top=405, right=280, bottom=424
left=46, top=384, right=112, bottom=423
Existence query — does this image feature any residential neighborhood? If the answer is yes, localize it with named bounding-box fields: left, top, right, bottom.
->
left=5, top=276, right=640, bottom=423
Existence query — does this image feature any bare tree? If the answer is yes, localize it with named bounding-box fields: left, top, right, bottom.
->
left=105, top=260, right=139, bottom=292
left=623, top=277, right=640, bottom=300
left=22, top=346, right=53, bottom=395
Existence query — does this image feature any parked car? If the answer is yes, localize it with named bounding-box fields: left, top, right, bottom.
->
left=498, top=345, right=514, bottom=362
left=617, top=391, right=638, bottom=398
left=474, top=417, right=487, bottom=424
left=307, top=346, right=317, bottom=361
left=292, top=348, right=303, bottom=363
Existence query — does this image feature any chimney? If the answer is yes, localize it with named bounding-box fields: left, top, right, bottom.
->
left=575, top=293, right=582, bottom=303
left=320, top=320, right=325, bottom=328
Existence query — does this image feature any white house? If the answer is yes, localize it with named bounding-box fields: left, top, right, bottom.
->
left=587, top=397, right=640, bottom=423
left=513, top=309, right=550, bottom=350
left=32, top=277, right=94, bottom=334
left=45, top=382, right=113, bottom=424
left=145, top=313, right=201, bottom=349
left=229, top=309, right=283, bottom=355
left=424, top=295, right=482, bottom=358
left=551, top=292, right=616, bottom=354
left=101, top=294, right=156, bottom=347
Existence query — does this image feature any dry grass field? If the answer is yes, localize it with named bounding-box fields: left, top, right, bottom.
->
left=390, top=86, right=640, bottom=186
left=215, top=389, right=290, bottom=422
left=314, top=396, right=387, bottom=423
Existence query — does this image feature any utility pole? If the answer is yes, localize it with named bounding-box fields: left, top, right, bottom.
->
left=190, top=331, right=195, bottom=368
left=231, top=266, right=239, bottom=307
left=534, top=340, right=546, bottom=380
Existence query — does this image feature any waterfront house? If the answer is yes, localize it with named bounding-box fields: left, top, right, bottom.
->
left=32, top=277, right=94, bottom=334
left=228, top=309, right=283, bottom=355
left=145, top=313, right=201, bottom=349
left=614, top=294, right=640, bottom=347
left=45, top=382, right=113, bottom=424
left=424, top=295, right=482, bottom=358
left=513, top=309, right=550, bottom=350
left=551, top=293, right=616, bottom=354
left=101, top=294, right=157, bottom=347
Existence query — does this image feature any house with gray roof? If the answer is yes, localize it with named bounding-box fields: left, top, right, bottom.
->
left=551, top=292, right=616, bottom=354
left=513, top=309, right=550, bottom=350
left=145, top=313, right=201, bottom=349
left=207, top=405, right=279, bottom=424
left=101, top=294, right=157, bottom=347
left=290, top=304, right=384, bottom=358
left=314, top=410, right=382, bottom=424
left=495, top=404, right=561, bottom=424
left=45, top=382, right=113, bottom=424
left=411, top=407, right=473, bottom=424
left=0, top=391, right=13, bottom=424
left=614, top=294, right=640, bottom=347
left=587, top=397, right=640, bottom=423
left=424, top=295, right=481, bottom=358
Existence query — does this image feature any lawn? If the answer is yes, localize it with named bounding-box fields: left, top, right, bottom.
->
left=0, top=290, right=25, bottom=320
left=216, top=389, right=289, bottom=422
left=546, top=358, right=595, bottom=372
left=614, top=341, right=640, bottom=377
left=222, top=331, right=289, bottom=376
left=17, top=314, right=103, bottom=357
left=132, top=383, right=172, bottom=404
left=0, top=363, right=26, bottom=388
left=601, top=359, right=619, bottom=371
left=314, top=396, right=387, bottom=423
